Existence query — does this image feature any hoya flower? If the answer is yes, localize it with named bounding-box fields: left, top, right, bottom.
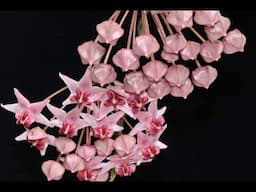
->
left=170, top=78, right=194, bottom=99
left=1, top=88, right=52, bottom=128
left=223, top=29, right=246, bottom=54
left=127, top=93, right=150, bottom=114
left=15, top=126, right=55, bottom=156
left=166, top=11, right=193, bottom=30
left=59, top=67, right=105, bottom=106
left=77, top=145, right=96, bottom=162
left=164, top=33, right=187, bottom=54
left=94, top=138, right=114, bottom=157
left=133, top=100, right=167, bottom=136
left=194, top=10, right=221, bottom=26
left=55, top=137, right=76, bottom=155
left=200, top=40, right=224, bottom=63
left=165, top=64, right=190, bottom=87
left=124, top=71, right=150, bottom=94
left=80, top=111, right=124, bottom=139
left=90, top=64, right=117, bottom=86
left=142, top=60, right=168, bottom=82
left=41, top=160, right=65, bottom=181
left=192, top=65, right=218, bottom=89
left=47, top=104, right=89, bottom=138
left=147, top=79, right=171, bottom=99
left=112, top=48, right=140, bottom=72
left=77, top=41, right=106, bottom=65
left=180, top=41, right=201, bottom=61
left=161, top=51, right=179, bottom=64
left=63, top=154, right=85, bottom=173
left=96, top=20, right=124, bottom=45
left=133, top=34, right=160, bottom=58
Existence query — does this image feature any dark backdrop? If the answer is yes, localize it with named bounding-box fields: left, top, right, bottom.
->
left=0, top=10, right=255, bottom=182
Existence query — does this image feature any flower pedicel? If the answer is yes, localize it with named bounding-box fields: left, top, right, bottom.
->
left=1, top=10, right=246, bottom=182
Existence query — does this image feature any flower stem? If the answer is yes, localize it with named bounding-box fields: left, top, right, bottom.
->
left=195, top=59, right=201, bottom=67
left=160, top=13, right=173, bottom=35
left=190, top=27, right=206, bottom=42
left=127, top=11, right=136, bottom=49
left=45, top=86, right=68, bottom=101
left=76, top=128, right=86, bottom=152
left=123, top=116, right=133, bottom=129
left=109, top=169, right=117, bottom=182
left=151, top=13, right=166, bottom=43
left=133, top=11, right=138, bottom=45
left=56, top=153, right=61, bottom=162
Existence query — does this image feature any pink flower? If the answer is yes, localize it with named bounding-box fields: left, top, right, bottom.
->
left=205, top=16, right=231, bottom=41
left=165, top=64, right=190, bottom=87
left=47, top=104, right=89, bottom=138
left=55, top=137, right=76, bottom=155
left=164, top=33, right=187, bottom=54
left=166, top=11, right=193, bottom=30
left=192, top=65, right=218, bottom=89
left=133, top=35, right=160, bottom=58
left=115, top=164, right=136, bottom=177
left=161, top=51, right=179, bottom=64
left=96, top=20, right=124, bottom=45
left=147, top=80, right=171, bottom=99
left=59, top=67, right=105, bottom=106
left=142, top=60, right=168, bottom=82
left=95, top=138, right=114, bottom=156
left=77, top=144, right=96, bottom=162
left=63, top=154, right=85, bottom=173
left=112, top=48, right=140, bottom=72
left=124, top=71, right=150, bottom=94
left=113, top=135, right=136, bottom=156
left=194, top=10, right=221, bottom=26
left=81, top=111, right=124, bottom=139
left=180, top=41, right=201, bottom=61
left=1, top=88, right=52, bottom=128
left=200, top=40, right=223, bottom=63
left=41, top=160, right=65, bottom=181
left=223, top=29, right=246, bottom=54
left=127, top=93, right=149, bottom=114
left=15, top=126, right=55, bottom=156
left=170, top=78, right=194, bottom=99
left=90, top=64, right=117, bottom=86
left=77, top=41, right=106, bottom=65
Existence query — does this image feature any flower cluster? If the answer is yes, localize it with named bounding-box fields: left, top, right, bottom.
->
left=1, top=10, right=245, bottom=182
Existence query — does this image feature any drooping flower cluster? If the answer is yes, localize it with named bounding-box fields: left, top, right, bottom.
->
left=1, top=10, right=245, bottom=182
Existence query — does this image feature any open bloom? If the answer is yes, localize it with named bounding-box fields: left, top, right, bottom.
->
left=41, top=160, right=65, bottom=181
left=1, top=88, right=52, bottom=128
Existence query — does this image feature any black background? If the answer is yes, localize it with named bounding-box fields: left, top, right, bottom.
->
left=0, top=10, right=255, bottom=182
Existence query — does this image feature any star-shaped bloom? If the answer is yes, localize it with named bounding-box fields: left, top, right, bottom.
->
left=1, top=88, right=52, bottom=128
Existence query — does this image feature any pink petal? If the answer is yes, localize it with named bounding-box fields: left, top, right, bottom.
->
left=59, top=73, right=78, bottom=94
left=170, top=78, right=194, bottom=99
left=55, top=137, right=76, bottom=154
left=15, top=131, right=28, bottom=141
left=96, top=20, right=124, bottom=45
left=79, top=67, right=93, bottom=92
left=47, top=134, right=56, bottom=146
left=113, top=135, right=136, bottom=156
left=124, top=71, right=150, bottom=94
left=95, top=138, right=114, bottom=156
left=164, top=33, right=187, bottom=54
left=1, top=103, right=20, bottom=113
left=137, top=131, right=152, bottom=148
left=41, top=160, right=65, bottom=181
left=128, top=123, right=145, bottom=136
left=95, top=172, right=109, bottom=182
left=223, top=29, right=246, bottom=54
left=63, top=154, right=85, bottom=173
left=107, top=111, right=124, bottom=126
left=66, top=106, right=81, bottom=123
left=77, top=41, right=106, bottom=65
left=180, top=41, right=201, bottom=61
left=91, top=64, right=117, bottom=86
left=161, top=51, right=179, bottom=64
left=133, top=35, right=160, bottom=57
left=28, top=100, right=48, bottom=116
left=166, top=11, right=193, bottom=30
left=77, top=144, right=96, bottom=162
left=194, top=10, right=221, bottom=26
left=192, top=65, right=218, bottom=89
left=14, top=88, right=30, bottom=108
left=117, top=103, right=135, bottom=119
left=27, top=127, right=47, bottom=140
left=47, top=104, right=66, bottom=121
left=148, top=100, right=157, bottom=114
left=80, top=113, right=97, bottom=127
left=113, top=48, right=140, bottom=72
left=89, top=86, right=106, bottom=102
left=34, top=114, right=53, bottom=127
left=200, top=40, right=223, bottom=63
left=205, top=16, right=231, bottom=41
left=165, top=64, right=190, bottom=87
left=147, top=80, right=171, bottom=99
left=142, top=60, right=168, bottom=82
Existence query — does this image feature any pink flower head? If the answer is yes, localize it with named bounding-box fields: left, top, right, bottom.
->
left=164, top=33, right=187, bottom=54
left=77, top=41, right=106, bottom=65
left=96, top=20, right=124, bottom=45
left=63, top=154, right=85, bottom=173
left=147, top=79, right=171, bottom=99
left=95, top=138, right=114, bottom=156
left=133, top=34, right=160, bottom=58
left=200, top=40, right=223, bottom=63
left=127, top=93, right=149, bottom=114
left=59, top=67, right=105, bottom=106
left=194, top=10, right=221, bottom=26
left=41, top=160, right=65, bottom=181
left=161, top=51, right=179, bottom=64
left=55, top=137, right=76, bottom=155
left=180, top=41, right=201, bottom=61
left=192, top=65, right=218, bottom=89
left=113, top=135, right=136, bottom=156
left=47, top=104, right=89, bottom=138
left=223, top=29, right=246, bottom=54
left=15, top=126, right=55, bottom=156
left=165, top=64, right=190, bottom=87
left=90, top=64, right=117, bottom=87
left=77, top=144, right=96, bottom=162
left=205, top=16, right=231, bottom=41
left=170, top=78, right=194, bottom=99
left=112, top=48, right=140, bottom=72
left=1, top=88, right=52, bottom=128
left=124, top=71, right=150, bottom=94
left=166, top=11, right=193, bottom=30
left=81, top=111, right=124, bottom=139
left=142, top=60, right=168, bottom=82
left=115, top=163, right=136, bottom=177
